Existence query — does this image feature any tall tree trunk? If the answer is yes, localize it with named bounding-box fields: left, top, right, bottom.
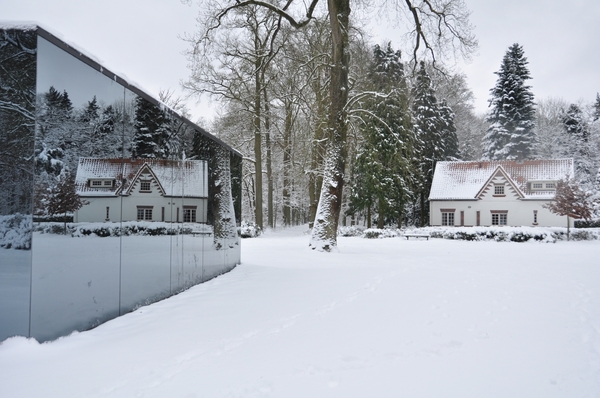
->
left=253, top=44, right=264, bottom=230
left=310, top=0, right=350, bottom=251
left=377, top=199, right=384, bottom=229
left=282, top=99, right=293, bottom=226
left=308, top=77, right=326, bottom=228
left=263, top=85, right=274, bottom=229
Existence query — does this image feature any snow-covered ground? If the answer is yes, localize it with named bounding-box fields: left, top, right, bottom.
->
left=1, top=226, right=599, bottom=397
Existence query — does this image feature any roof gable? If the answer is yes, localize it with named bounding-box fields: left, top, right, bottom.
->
left=123, top=163, right=166, bottom=196
left=75, top=158, right=208, bottom=198
left=474, top=166, right=524, bottom=199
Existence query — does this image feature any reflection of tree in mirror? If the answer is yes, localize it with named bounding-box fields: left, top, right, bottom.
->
left=132, top=97, right=170, bottom=159
left=0, top=29, right=36, bottom=216
left=44, top=171, right=87, bottom=232
left=192, top=131, right=238, bottom=246
left=33, top=86, right=136, bottom=221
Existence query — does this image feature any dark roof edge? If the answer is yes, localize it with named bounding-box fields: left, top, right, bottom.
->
left=28, top=24, right=240, bottom=157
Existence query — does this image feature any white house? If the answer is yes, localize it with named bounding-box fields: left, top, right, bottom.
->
left=429, top=159, right=574, bottom=228
left=74, top=158, right=208, bottom=223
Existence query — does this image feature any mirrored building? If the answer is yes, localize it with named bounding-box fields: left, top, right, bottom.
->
left=0, top=24, right=242, bottom=342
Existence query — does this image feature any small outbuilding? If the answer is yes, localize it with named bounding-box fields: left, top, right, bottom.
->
left=429, top=159, right=574, bottom=227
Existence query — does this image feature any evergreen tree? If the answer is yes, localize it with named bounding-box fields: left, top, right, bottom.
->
left=349, top=44, right=414, bottom=228
left=79, top=96, right=100, bottom=124
left=483, top=43, right=536, bottom=160
left=131, top=97, right=170, bottom=159
left=593, top=93, right=600, bottom=121
left=562, top=104, right=593, bottom=184
left=439, top=99, right=460, bottom=160
left=412, top=61, right=444, bottom=226
left=35, top=88, right=75, bottom=177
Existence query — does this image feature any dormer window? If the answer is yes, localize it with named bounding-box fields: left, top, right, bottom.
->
left=89, top=179, right=114, bottom=188
left=530, top=181, right=556, bottom=191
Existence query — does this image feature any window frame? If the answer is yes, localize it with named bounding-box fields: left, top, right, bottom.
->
left=491, top=210, right=508, bottom=226
left=136, top=206, right=153, bottom=221
left=89, top=178, right=114, bottom=188
left=139, top=180, right=151, bottom=192
left=183, top=206, right=197, bottom=223
left=440, top=208, right=455, bottom=226
left=494, top=184, right=505, bottom=196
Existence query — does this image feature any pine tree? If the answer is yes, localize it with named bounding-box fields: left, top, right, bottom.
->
left=483, top=43, right=536, bottom=160
left=439, top=99, right=460, bottom=160
left=562, top=104, right=592, bottom=184
left=131, top=97, right=170, bottom=159
left=349, top=44, right=414, bottom=228
left=412, top=61, right=444, bottom=226
left=593, top=93, right=600, bottom=121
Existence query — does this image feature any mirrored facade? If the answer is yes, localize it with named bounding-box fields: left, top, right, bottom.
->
left=0, top=25, right=242, bottom=342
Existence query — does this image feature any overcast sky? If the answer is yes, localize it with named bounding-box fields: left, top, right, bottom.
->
left=4, top=0, right=600, bottom=124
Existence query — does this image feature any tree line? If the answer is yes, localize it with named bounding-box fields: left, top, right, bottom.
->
left=179, top=3, right=599, bottom=246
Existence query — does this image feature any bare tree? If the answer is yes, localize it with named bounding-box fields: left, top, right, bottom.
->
left=187, top=0, right=476, bottom=251
left=544, top=177, right=593, bottom=240
left=184, top=3, right=286, bottom=230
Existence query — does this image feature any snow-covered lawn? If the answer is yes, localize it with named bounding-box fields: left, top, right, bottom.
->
left=1, top=226, right=599, bottom=397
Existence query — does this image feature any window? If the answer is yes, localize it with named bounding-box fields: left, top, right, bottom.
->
left=533, top=210, right=538, bottom=224
left=441, top=212, right=455, bottom=226
left=137, top=206, right=153, bottom=221
left=545, top=182, right=555, bottom=189
left=90, top=179, right=113, bottom=188
left=183, top=207, right=197, bottom=222
left=491, top=212, right=507, bottom=226
left=494, top=185, right=505, bottom=195
left=105, top=206, right=110, bottom=221
left=140, top=181, right=151, bottom=192
left=532, top=183, right=543, bottom=189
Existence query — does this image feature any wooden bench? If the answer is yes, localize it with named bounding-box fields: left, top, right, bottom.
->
left=191, top=231, right=212, bottom=237
left=402, top=233, right=430, bottom=240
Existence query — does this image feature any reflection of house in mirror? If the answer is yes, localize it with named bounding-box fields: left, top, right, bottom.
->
left=1, top=23, right=242, bottom=343
left=75, top=158, right=208, bottom=223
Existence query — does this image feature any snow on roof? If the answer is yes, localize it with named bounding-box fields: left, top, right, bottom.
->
left=75, top=158, right=208, bottom=198
left=429, top=159, right=574, bottom=200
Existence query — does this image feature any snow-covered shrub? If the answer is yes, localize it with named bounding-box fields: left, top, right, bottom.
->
left=568, top=230, right=596, bottom=241
left=422, top=226, right=562, bottom=243
left=34, top=221, right=211, bottom=238
left=239, top=221, right=261, bottom=238
left=0, top=214, right=32, bottom=250
left=337, top=225, right=364, bottom=237
left=575, top=219, right=600, bottom=228
left=362, top=228, right=401, bottom=239
left=363, top=229, right=383, bottom=239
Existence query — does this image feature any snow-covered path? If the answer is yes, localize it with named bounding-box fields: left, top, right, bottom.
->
left=1, top=228, right=600, bottom=397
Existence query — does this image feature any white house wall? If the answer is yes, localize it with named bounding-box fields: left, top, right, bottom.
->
left=75, top=196, right=207, bottom=223
left=76, top=169, right=208, bottom=223
left=430, top=173, right=572, bottom=228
